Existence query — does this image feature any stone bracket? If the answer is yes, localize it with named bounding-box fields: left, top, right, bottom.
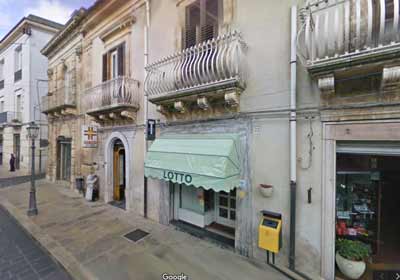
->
left=382, top=65, right=400, bottom=91
left=318, top=74, right=335, bottom=95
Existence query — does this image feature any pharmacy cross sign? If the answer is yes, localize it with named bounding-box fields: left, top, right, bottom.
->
left=82, top=125, right=98, bottom=148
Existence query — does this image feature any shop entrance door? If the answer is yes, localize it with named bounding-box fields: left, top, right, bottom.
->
left=13, top=134, right=20, bottom=170
left=113, top=140, right=125, bottom=201
left=215, top=189, right=236, bottom=228
left=56, top=138, right=71, bottom=181
left=336, top=151, right=400, bottom=278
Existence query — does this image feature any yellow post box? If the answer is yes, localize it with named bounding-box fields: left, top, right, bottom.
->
left=258, top=210, right=282, bottom=253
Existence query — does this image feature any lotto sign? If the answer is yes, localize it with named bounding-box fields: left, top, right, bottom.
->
left=82, top=125, right=98, bottom=148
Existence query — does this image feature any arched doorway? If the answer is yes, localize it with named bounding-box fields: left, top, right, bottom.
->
left=112, top=139, right=126, bottom=207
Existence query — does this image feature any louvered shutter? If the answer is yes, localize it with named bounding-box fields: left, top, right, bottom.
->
left=117, top=44, right=125, bottom=76
left=102, top=54, right=107, bottom=82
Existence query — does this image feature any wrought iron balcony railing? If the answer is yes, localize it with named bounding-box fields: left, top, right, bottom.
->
left=42, top=87, right=76, bottom=114
left=83, top=77, right=140, bottom=117
left=0, top=111, right=22, bottom=124
left=145, top=30, right=246, bottom=103
left=298, top=0, right=400, bottom=68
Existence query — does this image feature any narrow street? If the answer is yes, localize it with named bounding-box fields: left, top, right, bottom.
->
left=0, top=181, right=289, bottom=280
left=0, top=205, right=71, bottom=280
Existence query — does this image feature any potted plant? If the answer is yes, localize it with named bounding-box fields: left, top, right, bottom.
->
left=335, top=239, right=371, bottom=279
left=259, top=184, right=273, bottom=197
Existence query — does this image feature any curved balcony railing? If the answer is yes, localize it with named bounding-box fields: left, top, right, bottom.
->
left=42, top=87, right=76, bottom=113
left=145, top=30, right=247, bottom=102
left=83, top=77, right=140, bottom=116
left=298, top=0, right=400, bottom=66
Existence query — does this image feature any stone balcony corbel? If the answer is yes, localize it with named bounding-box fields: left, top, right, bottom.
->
left=381, top=65, right=400, bottom=91
left=224, top=91, right=240, bottom=107
left=317, top=74, right=335, bottom=95
left=121, top=110, right=135, bottom=120
left=197, top=97, right=209, bottom=110
left=174, top=101, right=186, bottom=113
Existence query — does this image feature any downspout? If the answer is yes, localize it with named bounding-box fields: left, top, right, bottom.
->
left=289, top=5, right=297, bottom=271
left=143, top=0, right=150, bottom=218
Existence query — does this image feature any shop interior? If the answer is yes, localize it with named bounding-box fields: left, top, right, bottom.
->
left=336, top=152, right=400, bottom=279
left=170, top=183, right=236, bottom=246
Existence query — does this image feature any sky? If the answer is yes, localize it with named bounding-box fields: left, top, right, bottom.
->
left=0, top=0, right=96, bottom=39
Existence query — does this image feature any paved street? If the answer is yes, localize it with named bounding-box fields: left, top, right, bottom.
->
left=0, top=205, right=72, bottom=280
left=0, top=181, right=289, bottom=280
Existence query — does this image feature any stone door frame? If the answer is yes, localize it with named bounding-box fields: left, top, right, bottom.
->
left=321, top=119, right=400, bottom=279
left=104, top=131, right=132, bottom=209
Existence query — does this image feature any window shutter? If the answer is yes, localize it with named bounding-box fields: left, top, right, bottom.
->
left=117, top=44, right=125, bottom=76
left=102, top=54, right=107, bottom=82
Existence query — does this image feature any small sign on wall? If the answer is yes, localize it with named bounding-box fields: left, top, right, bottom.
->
left=147, top=119, right=156, bottom=141
left=82, top=125, right=98, bottom=148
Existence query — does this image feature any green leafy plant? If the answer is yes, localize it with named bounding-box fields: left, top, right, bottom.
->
left=336, top=239, right=371, bottom=261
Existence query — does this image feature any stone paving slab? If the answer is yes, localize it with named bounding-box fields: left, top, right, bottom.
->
left=0, top=180, right=289, bottom=280
left=0, top=205, right=72, bottom=280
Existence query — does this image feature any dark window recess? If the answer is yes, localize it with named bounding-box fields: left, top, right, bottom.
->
left=230, top=210, right=236, bottom=221
left=184, top=0, right=222, bottom=49
left=0, top=80, right=4, bottom=90
left=102, top=54, right=107, bottom=82
left=14, top=70, right=22, bottom=82
left=102, top=43, right=126, bottom=82
left=40, top=139, right=49, bottom=148
left=219, top=196, right=228, bottom=207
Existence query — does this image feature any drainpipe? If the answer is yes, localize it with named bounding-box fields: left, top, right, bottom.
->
left=289, top=5, right=297, bottom=271
left=143, top=0, right=150, bottom=218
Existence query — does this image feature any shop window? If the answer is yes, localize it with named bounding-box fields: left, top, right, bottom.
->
left=184, top=0, right=223, bottom=49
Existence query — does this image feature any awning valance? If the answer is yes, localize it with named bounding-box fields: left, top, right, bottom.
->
left=144, top=134, right=241, bottom=192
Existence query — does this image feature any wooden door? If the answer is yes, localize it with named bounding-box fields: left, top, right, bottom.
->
left=113, top=146, right=125, bottom=201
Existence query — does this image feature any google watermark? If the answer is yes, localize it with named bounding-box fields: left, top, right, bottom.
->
left=161, top=273, right=188, bottom=280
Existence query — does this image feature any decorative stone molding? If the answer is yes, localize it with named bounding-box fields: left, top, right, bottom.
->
left=99, top=15, right=135, bottom=42
left=318, top=74, right=335, bottom=95
left=382, top=65, right=400, bottom=91
left=156, top=105, right=166, bottom=114
left=197, top=97, right=209, bottom=110
left=224, top=91, right=240, bottom=106
left=174, top=101, right=186, bottom=113
left=121, top=110, right=135, bottom=120
left=47, top=69, right=54, bottom=78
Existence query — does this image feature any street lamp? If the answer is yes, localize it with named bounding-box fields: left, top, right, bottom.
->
left=27, top=121, right=39, bottom=216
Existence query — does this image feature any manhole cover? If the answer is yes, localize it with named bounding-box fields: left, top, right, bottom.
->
left=124, top=229, right=149, bottom=242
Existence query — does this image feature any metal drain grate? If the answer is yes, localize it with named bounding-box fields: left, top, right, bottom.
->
left=124, top=229, right=149, bottom=242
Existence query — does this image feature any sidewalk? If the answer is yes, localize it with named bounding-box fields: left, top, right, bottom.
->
left=0, top=180, right=288, bottom=280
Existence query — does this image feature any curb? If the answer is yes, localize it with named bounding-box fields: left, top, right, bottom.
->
left=0, top=197, right=98, bottom=280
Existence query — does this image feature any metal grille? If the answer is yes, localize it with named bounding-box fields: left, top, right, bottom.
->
left=123, top=229, right=149, bottom=242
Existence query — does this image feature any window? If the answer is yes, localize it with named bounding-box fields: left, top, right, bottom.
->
left=0, top=59, right=4, bottom=90
left=14, top=45, right=22, bottom=82
left=102, top=43, right=125, bottom=82
left=0, top=100, right=4, bottom=113
left=184, top=0, right=223, bottom=48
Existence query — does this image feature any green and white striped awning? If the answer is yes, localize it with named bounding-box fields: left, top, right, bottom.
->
left=144, top=134, right=241, bottom=192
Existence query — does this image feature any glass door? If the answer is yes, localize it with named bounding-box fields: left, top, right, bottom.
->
left=215, top=189, right=236, bottom=228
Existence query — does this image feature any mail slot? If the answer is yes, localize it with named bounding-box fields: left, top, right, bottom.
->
left=258, top=210, right=282, bottom=253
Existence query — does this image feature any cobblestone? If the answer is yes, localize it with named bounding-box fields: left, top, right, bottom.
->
left=0, top=205, right=71, bottom=280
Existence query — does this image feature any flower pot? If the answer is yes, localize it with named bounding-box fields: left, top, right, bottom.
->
left=259, top=184, right=273, bottom=197
left=336, top=252, right=366, bottom=279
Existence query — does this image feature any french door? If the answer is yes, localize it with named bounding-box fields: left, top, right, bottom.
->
left=215, top=189, right=236, bottom=228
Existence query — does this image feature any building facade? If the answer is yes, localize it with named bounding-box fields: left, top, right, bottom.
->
left=42, top=0, right=400, bottom=279
left=41, top=9, right=86, bottom=185
left=0, top=15, right=62, bottom=173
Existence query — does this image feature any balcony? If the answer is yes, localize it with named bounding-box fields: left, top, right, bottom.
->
left=0, top=111, right=22, bottom=126
left=83, top=77, right=140, bottom=122
left=145, top=30, right=246, bottom=111
left=42, top=87, right=76, bottom=116
left=298, top=0, right=400, bottom=75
